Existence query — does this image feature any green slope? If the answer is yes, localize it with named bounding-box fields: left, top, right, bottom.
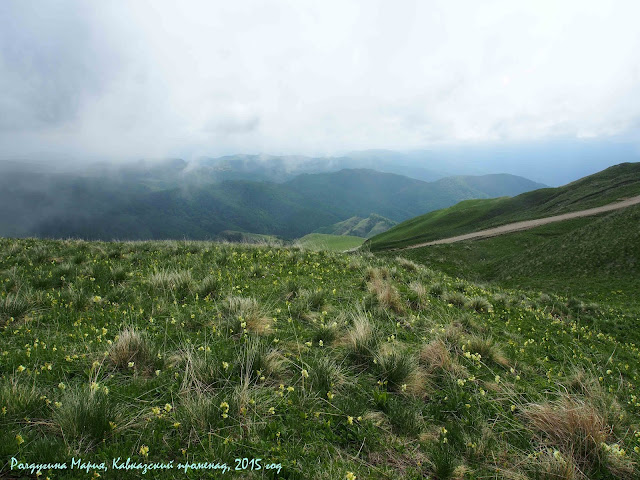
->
left=315, top=213, right=397, bottom=238
left=391, top=204, right=640, bottom=312
left=368, top=162, right=640, bottom=251
left=295, top=233, right=365, bottom=251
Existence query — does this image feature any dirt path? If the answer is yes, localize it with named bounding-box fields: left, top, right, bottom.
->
left=397, top=194, right=640, bottom=250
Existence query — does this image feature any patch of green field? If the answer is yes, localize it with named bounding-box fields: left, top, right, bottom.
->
left=1, top=238, right=639, bottom=479
left=216, top=230, right=283, bottom=245
left=296, top=233, right=365, bottom=251
left=390, top=205, right=640, bottom=339
left=368, top=162, right=640, bottom=251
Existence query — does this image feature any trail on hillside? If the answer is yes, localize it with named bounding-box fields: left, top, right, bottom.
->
left=394, top=194, right=640, bottom=251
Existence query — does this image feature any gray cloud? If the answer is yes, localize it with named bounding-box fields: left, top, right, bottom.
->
left=0, top=0, right=639, bottom=160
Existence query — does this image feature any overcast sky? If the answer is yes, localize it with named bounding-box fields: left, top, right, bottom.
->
left=1, top=0, right=639, bottom=161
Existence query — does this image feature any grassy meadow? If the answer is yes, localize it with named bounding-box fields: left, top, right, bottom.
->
left=389, top=205, right=640, bottom=319
left=295, top=234, right=365, bottom=252
left=1, top=237, right=639, bottom=479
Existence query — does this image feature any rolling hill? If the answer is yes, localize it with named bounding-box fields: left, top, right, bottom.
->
left=367, top=162, right=640, bottom=251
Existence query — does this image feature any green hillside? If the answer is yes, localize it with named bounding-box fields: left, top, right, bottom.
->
left=295, top=233, right=366, bottom=251
left=368, top=162, right=640, bottom=251
left=315, top=214, right=397, bottom=238
left=1, top=238, right=639, bottom=479
left=391, top=204, right=640, bottom=316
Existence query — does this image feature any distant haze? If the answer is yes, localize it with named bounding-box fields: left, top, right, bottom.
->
left=1, top=1, right=640, bottom=166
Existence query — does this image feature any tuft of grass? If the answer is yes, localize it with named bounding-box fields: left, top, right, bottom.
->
left=175, top=392, right=225, bottom=438
left=221, top=296, right=271, bottom=334
left=147, top=269, right=193, bottom=299
left=107, top=328, right=156, bottom=373
left=465, top=296, right=492, bottom=313
left=523, top=395, right=632, bottom=477
left=464, top=335, right=509, bottom=367
left=53, top=388, right=115, bottom=451
left=419, top=340, right=454, bottom=374
left=305, top=289, right=327, bottom=311
left=396, top=256, right=419, bottom=271
left=408, top=281, right=429, bottom=309
left=241, top=337, right=285, bottom=384
left=0, top=289, right=42, bottom=326
left=281, top=278, right=301, bottom=301
left=0, top=376, right=42, bottom=419
left=307, top=356, right=346, bottom=397
left=109, top=266, right=128, bottom=284
left=198, top=274, right=221, bottom=298
left=523, top=448, right=579, bottom=480
left=344, top=310, right=378, bottom=365
left=367, top=277, right=404, bottom=313
left=429, top=282, right=445, bottom=298
left=442, top=291, right=468, bottom=308
left=424, top=440, right=461, bottom=479
left=375, top=347, right=418, bottom=392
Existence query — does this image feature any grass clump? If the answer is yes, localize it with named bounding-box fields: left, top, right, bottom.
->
left=464, top=335, right=509, bottom=367
left=344, top=310, right=378, bottom=366
left=147, top=268, right=193, bottom=299
left=307, top=356, right=346, bottom=397
left=0, top=290, right=40, bottom=326
left=197, top=274, right=221, bottom=298
left=465, top=296, right=492, bottom=313
left=442, top=291, right=468, bottom=308
left=53, top=388, right=115, bottom=451
left=419, top=340, right=454, bottom=374
left=367, top=276, right=404, bottom=313
left=523, top=395, right=635, bottom=478
left=221, top=295, right=271, bottom=335
left=107, top=327, right=156, bottom=374
left=375, top=347, right=418, bottom=392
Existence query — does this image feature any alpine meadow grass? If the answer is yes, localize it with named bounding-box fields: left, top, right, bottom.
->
left=0, top=237, right=638, bottom=479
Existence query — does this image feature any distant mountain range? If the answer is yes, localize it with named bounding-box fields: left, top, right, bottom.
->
left=0, top=158, right=546, bottom=240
